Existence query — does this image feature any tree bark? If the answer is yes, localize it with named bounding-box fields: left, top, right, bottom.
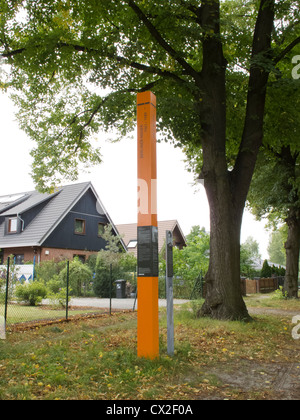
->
left=196, top=0, right=274, bottom=321
left=199, top=174, right=250, bottom=320
left=284, top=211, right=300, bottom=299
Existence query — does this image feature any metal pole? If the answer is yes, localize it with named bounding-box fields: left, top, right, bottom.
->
left=66, top=260, right=70, bottom=321
left=109, top=263, right=112, bottom=316
left=133, top=270, right=137, bottom=311
left=166, top=231, right=174, bottom=356
left=200, top=270, right=203, bottom=298
left=33, top=255, right=36, bottom=281
left=4, top=257, right=10, bottom=329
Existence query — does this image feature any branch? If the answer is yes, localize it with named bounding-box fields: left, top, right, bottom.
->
left=56, top=82, right=160, bottom=145
left=1, top=47, right=26, bottom=58
left=1, top=40, right=189, bottom=87
left=273, top=36, right=300, bottom=64
left=126, top=0, right=200, bottom=81
left=232, top=0, right=275, bottom=205
left=57, top=41, right=190, bottom=86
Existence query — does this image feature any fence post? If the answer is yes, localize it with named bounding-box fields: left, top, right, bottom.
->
left=109, top=264, right=112, bottom=316
left=4, top=257, right=10, bottom=326
left=0, top=257, right=10, bottom=339
left=66, top=260, right=70, bottom=321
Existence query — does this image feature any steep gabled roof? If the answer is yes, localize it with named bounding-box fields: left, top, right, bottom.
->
left=0, top=190, right=59, bottom=217
left=0, top=182, right=125, bottom=250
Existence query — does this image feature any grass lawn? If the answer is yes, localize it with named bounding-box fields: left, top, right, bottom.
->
left=0, top=295, right=299, bottom=400
left=0, top=303, right=108, bottom=325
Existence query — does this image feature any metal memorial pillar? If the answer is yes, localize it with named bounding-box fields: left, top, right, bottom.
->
left=137, top=91, right=159, bottom=360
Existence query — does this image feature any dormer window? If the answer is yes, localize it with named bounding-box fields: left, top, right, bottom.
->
left=8, top=218, right=18, bottom=233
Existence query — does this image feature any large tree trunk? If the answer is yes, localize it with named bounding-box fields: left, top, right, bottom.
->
left=195, top=0, right=274, bottom=321
left=199, top=175, right=250, bottom=320
left=284, top=211, right=300, bottom=299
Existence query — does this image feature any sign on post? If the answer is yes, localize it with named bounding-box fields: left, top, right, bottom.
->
left=137, top=91, right=159, bottom=360
left=166, top=230, right=174, bottom=356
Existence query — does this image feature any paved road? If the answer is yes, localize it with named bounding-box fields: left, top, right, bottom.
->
left=69, top=297, right=189, bottom=310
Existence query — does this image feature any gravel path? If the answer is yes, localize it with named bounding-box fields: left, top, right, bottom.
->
left=69, top=297, right=189, bottom=310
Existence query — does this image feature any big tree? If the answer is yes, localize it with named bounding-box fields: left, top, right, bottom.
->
left=1, top=0, right=299, bottom=319
left=248, top=51, right=300, bottom=299
left=249, top=147, right=300, bottom=298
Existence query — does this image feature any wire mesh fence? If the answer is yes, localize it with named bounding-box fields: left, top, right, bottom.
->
left=0, top=256, right=203, bottom=337
left=0, top=257, right=138, bottom=334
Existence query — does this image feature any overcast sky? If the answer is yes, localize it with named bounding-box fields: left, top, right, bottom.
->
left=0, top=92, right=271, bottom=258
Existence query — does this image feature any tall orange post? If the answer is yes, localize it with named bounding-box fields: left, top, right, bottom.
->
left=137, top=91, right=159, bottom=360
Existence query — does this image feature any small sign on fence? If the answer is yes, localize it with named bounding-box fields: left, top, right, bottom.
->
left=0, top=316, right=5, bottom=340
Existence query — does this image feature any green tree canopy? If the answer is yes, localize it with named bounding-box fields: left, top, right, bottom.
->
left=268, top=229, right=287, bottom=266
left=247, top=51, right=300, bottom=297
left=1, top=0, right=300, bottom=319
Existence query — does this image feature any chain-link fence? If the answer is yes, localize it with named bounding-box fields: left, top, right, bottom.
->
left=0, top=257, right=138, bottom=334
left=0, top=256, right=204, bottom=337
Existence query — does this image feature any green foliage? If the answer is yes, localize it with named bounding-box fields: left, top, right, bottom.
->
left=15, top=281, right=48, bottom=306
left=159, top=226, right=209, bottom=298
left=271, top=286, right=288, bottom=301
left=261, top=260, right=272, bottom=278
left=93, top=253, right=114, bottom=299
left=260, top=260, right=285, bottom=278
left=35, top=260, right=66, bottom=284
left=268, top=228, right=287, bottom=266
left=240, top=236, right=261, bottom=278
left=46, top=277, right=63, bottom=294
left=175, top=226, right=210, bottom=278
left=93, top=225, right=137, bottom=297
left=47, top=287, right=70, bottom=308
left=58, top=257, right=93, bottom=297
left=1, top=0, right=299, bottom=190
left=93, top=252, right=137, bottom=298
left=0, top=256, right=20, bottom=301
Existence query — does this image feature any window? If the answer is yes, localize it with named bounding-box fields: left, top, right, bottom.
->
left=74, top=219, right=86, bottom=235
left=98, top=223, right=105, bottom=237
left=8, top=218, right=18, bottom=233
left=127, top=240, right=138, bottom=249
left=0, top=193, right=26, bottom=204
left=73, top=254, right=86, bottom=263
left=14, top=254, right=24, bottom=265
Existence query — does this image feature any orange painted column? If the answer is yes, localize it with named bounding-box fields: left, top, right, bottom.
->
left=137, top=91, right=159, bottom=360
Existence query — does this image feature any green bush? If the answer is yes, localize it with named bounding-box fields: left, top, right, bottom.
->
left=261, top=260, right=272, bottom=278
left=46, top=276, right=64, bottom=294
left=15, top=281, right=48, bottom=306
left=47, top=288, right=70, bottom=308
left=58, top=258, right=93, bottom=296
left=35, top=259, right=66, bottom=283
left=93, top=253, right=115, bottom=298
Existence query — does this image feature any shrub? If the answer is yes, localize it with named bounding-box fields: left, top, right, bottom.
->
left=47, top=288, right=70, bottom=308
left=93, top=253, right=115, bottom=298
left=261, top=260, right=272, bottom=278
left=47, top=276, right=64, bottom=294
left=58, top=258, right=93, bottom=296
left=15, top=281, right=48, bottom=306
left=35, top=259, right=66, bottom=283
left=271, top=286, right=288, bottom=300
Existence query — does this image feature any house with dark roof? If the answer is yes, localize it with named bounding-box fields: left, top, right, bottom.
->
left=116, top=220, right=186, bottom=257
left=0, top=182, right=125, bottom=264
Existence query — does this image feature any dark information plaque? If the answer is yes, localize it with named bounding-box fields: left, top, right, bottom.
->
left=166, top=230, right=173, bottom=278
left=137, top=226, right=159, bottom=277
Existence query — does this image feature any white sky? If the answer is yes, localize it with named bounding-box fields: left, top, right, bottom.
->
left=0, top=91, right=271, bottom=258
